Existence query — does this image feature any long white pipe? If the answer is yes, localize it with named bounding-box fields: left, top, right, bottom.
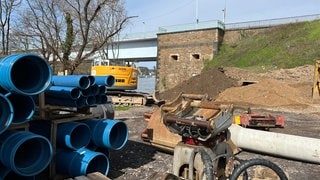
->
left=229, top=124, right=320, bottom=164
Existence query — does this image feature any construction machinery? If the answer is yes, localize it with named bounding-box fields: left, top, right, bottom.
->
left=141, top=93, right=289, bottom=179
left=233, top=108, right=285, bottom=129
left=91, top=59, right=154, bottom=105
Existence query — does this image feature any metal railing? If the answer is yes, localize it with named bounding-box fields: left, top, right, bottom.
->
left=225, top=14, right=320, bottom=30
left=119, top=14, right=320, bottom=40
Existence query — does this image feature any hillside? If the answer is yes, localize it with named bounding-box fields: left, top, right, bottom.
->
left=160, top=21, right=319, bottom=112
left=205, top=20, right=320, bottom=71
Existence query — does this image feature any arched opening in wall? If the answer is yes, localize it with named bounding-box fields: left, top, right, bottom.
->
left=191, top=53, right=200, bottom=60
left=170, top=54, right=179, bottom=61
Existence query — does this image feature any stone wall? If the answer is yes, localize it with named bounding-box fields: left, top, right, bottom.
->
left=223, top=28, right=270, bottom=44
left=156, top=28, right=224, bottom=92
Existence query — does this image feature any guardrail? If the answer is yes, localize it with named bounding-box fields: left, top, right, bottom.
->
left=120, top=14, right=320, bottom=40
left=225, top=14, right=320, bottom=30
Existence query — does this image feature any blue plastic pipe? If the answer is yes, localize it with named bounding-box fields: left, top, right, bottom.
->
left=95, top=95, right=107, bottom=104
left=57, top=122, right=91, bottom=150
left=0, top=94, right=13, bottom=134
left=46, top=86, right=81, bottom=100
left=83, top=119, right=128, bottom=150
left=98, top=85, right=107, bottom=95
left=52, top=75, right=90, bottom=90
left=87, top=143, right=110, bottom=158
left=56, top=148, right=109, bottom=177
left=0, top=131, right=53, bottom=176
left=6, top=93, right=35, bottom=124
left=0, top=164, right=35, bottom=180
left=81, top=84, right=99, bottom=97
left=94, top=76, right=115, bottom=87
left=45, top=96, right=86, bottom=108
left=95, top=95, right=102, bottom=104
left=81, top=87, right=91, bottom=97
left=91, top=84, right=99, bottom=96
left=0, top=53, right=52, bottom=95
left=87, top=75, right=96, bottom=86
left=85, top=96, right=96, bottom=106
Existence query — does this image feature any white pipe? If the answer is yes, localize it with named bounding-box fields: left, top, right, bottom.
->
left=229, top=124, right=320, bottom=164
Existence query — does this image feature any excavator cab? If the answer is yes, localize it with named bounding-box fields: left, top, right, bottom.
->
left=91, top=59, right=139, bottom=90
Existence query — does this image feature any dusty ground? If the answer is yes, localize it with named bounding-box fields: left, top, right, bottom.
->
left=107, top=65, right=320, bottom=180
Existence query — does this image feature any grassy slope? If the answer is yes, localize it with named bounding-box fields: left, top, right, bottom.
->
left=205, top=20, right=320, bottom=72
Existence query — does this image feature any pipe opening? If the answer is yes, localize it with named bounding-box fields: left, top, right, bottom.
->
left=79, top=77, right=90, bottom=89
left=11, top=135, right=52, bottom=176
left=108, top=122, right=128, bottom=150
left=8, top=94, right=35, bottom=124
left=86, top=154, right=109, bottom=175
left=69, top=124, right=91, bottom=149
left=0, top=95, right=13, bottom=134
left=70, top=88, right=81, bottom=99
left=106, top=76, right=115, bottom=87
left=10, top=55, right=52, bottom=95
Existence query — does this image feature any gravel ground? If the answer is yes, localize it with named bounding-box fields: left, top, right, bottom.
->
left=106, top=106, right=320, bottom=180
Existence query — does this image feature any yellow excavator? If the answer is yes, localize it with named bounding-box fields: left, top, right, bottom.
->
left=91, top=59, right=154, bottom=105
left=91, top=59, right=139, bottom=90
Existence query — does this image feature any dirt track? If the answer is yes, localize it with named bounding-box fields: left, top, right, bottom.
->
left=107, top=65, right=320, bottom=179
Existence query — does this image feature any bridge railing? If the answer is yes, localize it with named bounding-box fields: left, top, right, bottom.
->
left=225, top=14, right=320, bottom=30
left=119, top=14, right=320, bottom=41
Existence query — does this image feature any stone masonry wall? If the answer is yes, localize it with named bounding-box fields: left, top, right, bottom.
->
left=156, top=28, right=224, bottom=92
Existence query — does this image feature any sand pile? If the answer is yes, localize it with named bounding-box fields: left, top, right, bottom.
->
left=214, top=79, right=313, bottom=108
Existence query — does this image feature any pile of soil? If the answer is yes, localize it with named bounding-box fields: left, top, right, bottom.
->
left=159, top=65, right=316, bottom=111
left=158, top=68, right=238, bottom=101
left=215, top=79, right=312, bottom=109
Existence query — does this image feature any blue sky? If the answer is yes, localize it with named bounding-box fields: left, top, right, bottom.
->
left=124, top=0, right=320, bottom=33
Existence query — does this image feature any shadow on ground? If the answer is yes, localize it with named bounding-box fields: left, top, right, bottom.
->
left=107, top=140, right=159, bottom=179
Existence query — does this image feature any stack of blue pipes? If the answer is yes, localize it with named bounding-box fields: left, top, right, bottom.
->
left=29, top=117, right=128, bottom=177
left=30, top=74, right=129, bottom=177
left=0, top=53, right=129, bottom=179
left=45, top=74, right=115, bottom=108
left=0, top=53, right=53, bottom=179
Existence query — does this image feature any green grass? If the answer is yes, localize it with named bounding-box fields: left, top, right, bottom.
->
left=205, top=20, right=320, bottom=72
left=114, top=105, right=131, bottom=111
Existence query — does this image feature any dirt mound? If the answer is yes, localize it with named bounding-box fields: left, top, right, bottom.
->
left=214, top=79, right=313, bottom=108
left=159, top=65, right=316, bottom=111
left=159, top=68, right=238, bottom=101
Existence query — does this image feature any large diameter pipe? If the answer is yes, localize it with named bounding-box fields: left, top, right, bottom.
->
left=83, top=119, right=128, bottom=150
left=0, top=53, right=52, bottom=95
left=7, top=93, right=35, bottom=124
left=229, top=124, right=320, bottom=164
left=56, top=148, right=109, bottom=177
left=0, top=164, right=35, bottom=180
left=46, top=86, right=81, bottom=100
left=52, top=75, right=90, bottom=90
left=0, top=94, right=13, bottom=134
left=94, top=76, right=115, bottom=87
left=57, top=122, right=91, bottom=150
left=0, top=131, right=53, bottom=176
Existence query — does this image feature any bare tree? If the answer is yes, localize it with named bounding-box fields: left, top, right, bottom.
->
left=17, top=0, right=131, bottom=74
left=0, top=0, right=21, bottom=56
